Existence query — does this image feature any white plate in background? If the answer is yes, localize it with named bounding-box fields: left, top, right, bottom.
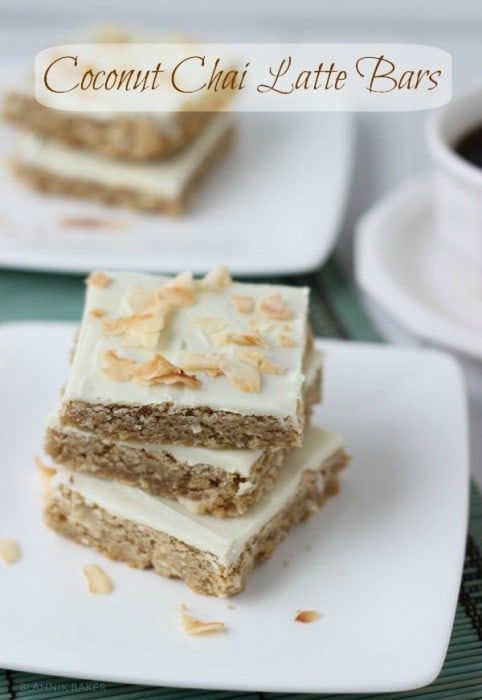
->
left=356, top=175, right=482, bottom=361
left=0, top=111, right=353, bottom=276
left=0, top=323, right=468, bottom=693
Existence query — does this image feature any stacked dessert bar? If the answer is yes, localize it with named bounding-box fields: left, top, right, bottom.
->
left=4, top=29, right=233, bottom=215
left=43, top=267, right=348, bottom=596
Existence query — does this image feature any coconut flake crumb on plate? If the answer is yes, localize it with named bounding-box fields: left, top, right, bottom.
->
left=83, top=564, right=114, bottom=595
left=295, top=609, right=322, bottom=623
left=0, top=323, right=468, bottom=693
left=0, top=539, right=21, bottom=564
left=180, top=605, right=226, bottom=636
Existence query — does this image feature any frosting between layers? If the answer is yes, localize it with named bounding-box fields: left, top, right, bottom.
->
left=14, top=113, right=233, bottom=199
left=50, top=348, right=322, bottom=476
left=61, top=271, right=310, bottom=418
left=51, top=426, right=342, bottom=565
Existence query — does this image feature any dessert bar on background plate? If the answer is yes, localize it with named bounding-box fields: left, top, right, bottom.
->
left=12, top=116, right=235, bottom=215
left=0, top=322, right=468, bottom=693
left=0, top=106, right=353, bottom=276
left=4, top=26, right=231, bottom=161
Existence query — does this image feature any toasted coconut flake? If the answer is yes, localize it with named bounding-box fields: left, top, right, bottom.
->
left=157, top=285, right=193, bottom=307
left=97, top=26, right=131, bottom=42
left=89, top=308, right=107, bottom=319
left=103, top=312, right=164, bottom=336
left=83, top=564, right=114, bottom=595
left=181, top=352, right=225, bottom=374
left=213, top=331, right=266, bottom=348
left=247, top=319, right=276, bottom=333
left=103, top=311, right=166, bottom=349
left=234, top=349, right=285, bottom=375
left=102, top=350, right=136, bottom=382
left=231, top=295, right=254, bottom=314
left=180, top=606, right=226, bottom=636
left=260, top=358, right=286, bottom=375
left=134, top=353, right=200, bottom=388
left=86, top=271, right=112, bottom=288
left=211, top=331, right=230, bottom=346
left=0, top=539, right=21, bottom=564
left=35, top=456, right=55, bottom=491
left=125, top=288, right=158, bottom=314
left=195, top=316, right=226, bottom=334
left=167, top=270, right=194, bottom=290
left=235, top=349, right=264, bottom=367
left=102, top=317, right=129, bottom=335
left=61, top=216, right=124, bottom=230
left=259, top=293, right=293, bottom=320
left=222, top=359, right=261, bottom=393
left=199, top=266, right=231, bottom=291
left=133, top=353, right=178, bottom=382
left=294, top=609, right=321, bottom=623
left=277, top=333, right=296, bottom=348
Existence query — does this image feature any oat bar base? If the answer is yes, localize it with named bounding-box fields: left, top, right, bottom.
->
left=44, top=449, right=348, bottom=597
left=45, top=428, right=285, bottom=517
left=61, top=394, right=302, bottom=450
left=4, top=93, right=223, bottom=161
left=12, top=125, right=234, bottom=216
left=46, top=428, right=286, bottom=518
left=59, top=338, right=318, bottom=450
left=46, top=369, right=321, bottom=517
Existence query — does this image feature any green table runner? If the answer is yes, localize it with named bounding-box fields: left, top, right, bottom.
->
left=1, top=260, right=480, bottom=700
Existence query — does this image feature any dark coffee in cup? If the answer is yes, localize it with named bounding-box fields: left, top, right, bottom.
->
left=455, top=125, right=482, bottom=168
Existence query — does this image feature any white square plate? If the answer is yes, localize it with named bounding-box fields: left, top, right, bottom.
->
left=0, top=323, right=468, bottom=694
left=0, top=110, right=352, bottom=276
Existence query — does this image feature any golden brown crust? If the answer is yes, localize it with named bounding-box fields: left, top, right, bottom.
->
left=44, top=449, right=349, bottom=597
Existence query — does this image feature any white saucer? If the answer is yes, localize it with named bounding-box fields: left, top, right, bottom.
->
left=356, top=176, right=482, bottom=361
left=0, top=323, right=468, bottom=693
left=0, top=110, right=353, bottom=277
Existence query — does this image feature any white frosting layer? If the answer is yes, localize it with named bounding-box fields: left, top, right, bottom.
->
left=14, top=114, right=233, bottom=199
left=51, top=426, right=342, bottom=565
left=61, top=272, right=309, bottom=418
left=50, top=349, right=322, bottom=477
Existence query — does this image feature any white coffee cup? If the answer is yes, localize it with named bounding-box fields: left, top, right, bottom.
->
left=427, top=87, right=482, bottom=276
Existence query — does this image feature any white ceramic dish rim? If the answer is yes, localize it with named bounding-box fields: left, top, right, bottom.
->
left=0, top=323, right=469, bottom=693
left=355, top=175, right=482, bottom=361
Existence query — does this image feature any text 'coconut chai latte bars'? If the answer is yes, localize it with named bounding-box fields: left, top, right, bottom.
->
left=4, top=26, right=235, bottom=215
left=42, top=267, right=349, bottom=596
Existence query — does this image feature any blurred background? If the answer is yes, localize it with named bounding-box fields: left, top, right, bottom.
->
left=2, top=0, right=481, bottom=269
left=0, top=0, right=481, bottom=484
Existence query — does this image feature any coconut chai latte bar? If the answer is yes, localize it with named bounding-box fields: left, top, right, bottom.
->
left=46, top=349, right=322, bottom=517
left=58, top=268, right=313, bottom=449
left=12, top=114, right=234, bottom=215
left=4, top=26, right=231, bottom=161
left=44, top=426, right=349, bottom=597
